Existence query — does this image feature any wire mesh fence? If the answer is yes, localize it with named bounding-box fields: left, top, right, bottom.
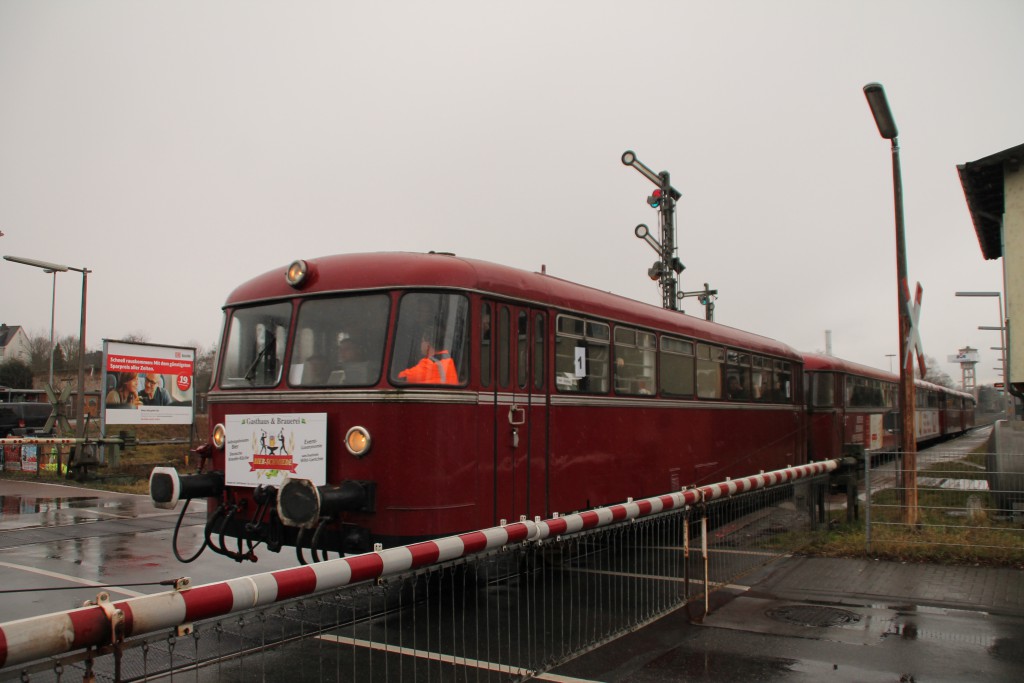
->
left=2, top=473, right=835, bottom=682
left=866, top=448, right=1024, bottom=563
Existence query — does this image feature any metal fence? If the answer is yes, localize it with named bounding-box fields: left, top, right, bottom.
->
left=0, top=461, right=838, bottom=682
left=865, top=448, right=1024, bottom=562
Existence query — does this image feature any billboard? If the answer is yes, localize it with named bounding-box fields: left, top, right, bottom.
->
left=103, top=341, right=195, bottom=425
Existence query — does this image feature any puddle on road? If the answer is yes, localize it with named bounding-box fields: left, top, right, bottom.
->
left=0, top=495, right=141, bottom=520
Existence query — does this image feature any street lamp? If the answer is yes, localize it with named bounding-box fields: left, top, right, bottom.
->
left=864, top=82, right=917, bottom=526
left=4, top=255, right=91, bottom=445
left=955, top=291, right=1010, bottom=419
left=42, top=268, right=59, bottom=389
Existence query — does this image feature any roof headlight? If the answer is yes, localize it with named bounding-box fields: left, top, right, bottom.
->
left=212, top=423, right=227, bottom=450
left=345, top=426, right=372, bottom=458
left=285, top=260, right=309, bottom=287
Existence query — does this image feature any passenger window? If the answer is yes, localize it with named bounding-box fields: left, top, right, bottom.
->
left=811, top=372, right=835, bottom=407
left=498, top=307, right=510, bottom=388
left=660, top=336, right=694, bottom=397
left=696, top=344, right=723, bottom=399
left=481, top=303, right=492, bottom=388
left=533, top=314, right=545, bottom=391
left=614, top=327, right=656, bottom=396
left=775, top=360, right=793, bottom=403
left=725, top=350, right=751, bottom=400
left=750, top=357, right=772, bottom=401
left=517, top=311, right=529, bottom=389
left=389, top=292, right=469, bottom=386
left=555, top=315, right=610, bottom=393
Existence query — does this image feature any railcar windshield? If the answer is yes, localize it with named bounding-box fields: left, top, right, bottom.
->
left=290, top=294, right=390, bottom=387
left=389, top=292, right=469, bottom=385
left=220, top=303, right=292, bottom=388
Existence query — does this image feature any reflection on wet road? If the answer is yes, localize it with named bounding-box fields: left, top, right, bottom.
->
left=0, top=479, right=298, bottom=623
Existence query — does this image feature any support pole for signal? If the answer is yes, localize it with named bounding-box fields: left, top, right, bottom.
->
left=622, top=151, right=684, bottom=311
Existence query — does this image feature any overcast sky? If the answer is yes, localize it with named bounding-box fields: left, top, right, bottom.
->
left=1, top=1, right=1020, bottom=386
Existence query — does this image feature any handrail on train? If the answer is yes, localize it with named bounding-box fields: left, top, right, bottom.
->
left=0, top=459, right=839, bottom=670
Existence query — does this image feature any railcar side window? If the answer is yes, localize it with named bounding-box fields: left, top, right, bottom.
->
left=289, top=294, right=389, bottom=387
left=555, top=315, right=610, bottom=393
left=389, top=292, right=469, bottom=386
left=725, top=350, right=752, bottom=400
left=614, top=327, right=656, bottom=396
left=847, top=376, right=886, bottom=408
left=810, top=372, right=835, bottom=407
left=517, top=311, right=529, bottom=389
left=660, top=336, right=694, bottom=397
left=498, top=307, right=511, bottom=388
left=533, top=314, right=545, bottom=391
left=220, top=303, right=292, bottom=388
left=696, top=343, right=724, bottom=399
left=480, top=303, right=492, bottom=388
left=775, top=360, right=793, bottom=403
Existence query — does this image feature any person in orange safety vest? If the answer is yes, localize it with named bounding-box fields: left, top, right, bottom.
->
left=398, top=330, right=459, bottom=384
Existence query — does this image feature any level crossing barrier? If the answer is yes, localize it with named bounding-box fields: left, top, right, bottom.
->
left=0, top=459, right=839, bottom=682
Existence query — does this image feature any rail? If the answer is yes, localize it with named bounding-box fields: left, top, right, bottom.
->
left=0, top=459, right=839, bottom=677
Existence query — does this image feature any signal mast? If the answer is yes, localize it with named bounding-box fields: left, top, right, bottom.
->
left=622, top=150, right=717, bottom=320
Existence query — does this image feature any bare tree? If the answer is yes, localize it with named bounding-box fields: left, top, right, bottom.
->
left=56, top=335, right=80, bottom=371
left=919, top=354, right=955, bottom=388
left=25, top=329, right=54, bottom=374
left=120, top=332, right=149, bottom=343
left=186, top=341, right=218, bottom=393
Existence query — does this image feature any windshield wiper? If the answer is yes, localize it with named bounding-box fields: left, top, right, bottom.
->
left=244, top=334, right=275, bottom=384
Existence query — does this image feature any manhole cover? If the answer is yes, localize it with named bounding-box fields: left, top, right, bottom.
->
left=765, top=605, right=862, bottom=628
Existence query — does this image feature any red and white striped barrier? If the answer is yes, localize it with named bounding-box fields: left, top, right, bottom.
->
left=534, top=459, right=838, bottom=539
left=0, top=437, right=85, bottom=447
left=0, top=459, right=838, bottom=670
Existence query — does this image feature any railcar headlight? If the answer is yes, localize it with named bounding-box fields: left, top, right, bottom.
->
left=285, top=259, right=308, bottom=287
left=345, top=426, right=372, bottom=457
left=212, top=423, right=226, bottom=449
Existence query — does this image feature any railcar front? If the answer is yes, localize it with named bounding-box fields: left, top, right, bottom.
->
left=150, top=253, right=495, bottom=559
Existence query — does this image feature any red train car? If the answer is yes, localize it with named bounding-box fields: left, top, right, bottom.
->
left=152, top=252, right=806, bottom=560
left=803, top=352, right=975, bottom=462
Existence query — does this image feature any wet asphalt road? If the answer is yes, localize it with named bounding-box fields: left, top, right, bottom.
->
left=0, top=482, right=298, bottom=623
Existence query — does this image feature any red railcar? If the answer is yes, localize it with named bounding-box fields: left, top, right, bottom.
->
left=802, top=352, right=975, bottom=462
left=152, top=252, right=806, bottom=559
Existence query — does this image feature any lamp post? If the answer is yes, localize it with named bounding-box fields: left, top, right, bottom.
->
left=4, top=255, right=91, bottom=445
left=43, top=268, right=58, bottom=389
left=864, top=82, right=917, bottom=526
left=955, top=291, right=1010, bottom=419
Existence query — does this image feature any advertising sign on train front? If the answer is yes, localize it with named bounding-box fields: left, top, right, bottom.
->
left=224, top=413, right=328, bottom=487
left=102, top=340, right=195, bottom=425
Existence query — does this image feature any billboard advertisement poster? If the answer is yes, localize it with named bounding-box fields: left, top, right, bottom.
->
left=225, top=413, right=328, bottom=488
left=20, top=445, right=38, bottom=472
left=103, top=341, right=196, bottom=426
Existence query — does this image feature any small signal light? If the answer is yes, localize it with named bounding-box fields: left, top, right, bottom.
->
left=647, top=189, right=663, bottom=208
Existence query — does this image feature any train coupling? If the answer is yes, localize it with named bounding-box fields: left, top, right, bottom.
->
left=277, top=477, right=376, bottom=529
left=150, top=467, right=225, bottom=509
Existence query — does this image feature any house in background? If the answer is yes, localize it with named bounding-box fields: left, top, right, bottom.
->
left=0, top=324, right=30, bottom=364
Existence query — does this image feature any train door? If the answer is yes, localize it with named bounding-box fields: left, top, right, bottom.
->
left=487, top=302, right=548, bottom=526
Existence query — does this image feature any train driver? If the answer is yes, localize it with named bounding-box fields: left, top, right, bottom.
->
left=397, top=328, right=459, bottom=385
